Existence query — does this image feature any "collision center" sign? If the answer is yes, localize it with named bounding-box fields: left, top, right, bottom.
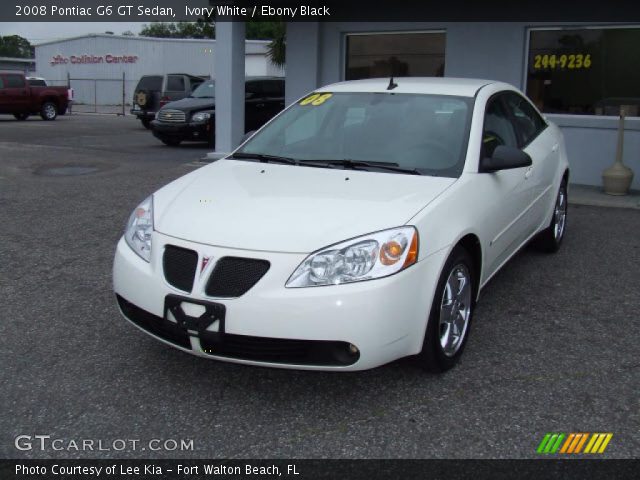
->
left=50, top=54, right=139, bottom=66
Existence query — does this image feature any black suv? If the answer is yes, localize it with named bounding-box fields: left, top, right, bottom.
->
left=131, top=74, right=206, bottom=129
left=150, top=77, right=285, bottom=146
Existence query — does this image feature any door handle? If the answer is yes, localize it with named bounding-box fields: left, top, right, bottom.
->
left=525, top=166, right=533, bottom=179
left=256, top=103, right=265, bottom=108
left=551, top=144, right=559, bottom=152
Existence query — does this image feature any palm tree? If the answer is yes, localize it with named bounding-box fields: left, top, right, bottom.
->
left=267, top=22, right=286, bottom=67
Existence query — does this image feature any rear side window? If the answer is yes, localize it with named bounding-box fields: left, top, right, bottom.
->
left=166, top=75, right=185, bottom=92
left=5, top=74, right=25, bottom=88
left=136, top=76, right=162, bottom=91
left=261, top=80, right=284, bottom=97
left=504, top=92, right=547, bottom=147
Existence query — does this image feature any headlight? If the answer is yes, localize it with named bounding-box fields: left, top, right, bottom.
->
left=286, top=226, right=418, bottom=288
left=192, top=112, right=211, bottom=122
left=124, top=196, right=153, bottom=262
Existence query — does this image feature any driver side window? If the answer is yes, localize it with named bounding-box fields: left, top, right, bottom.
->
left=483, top=96, right=518, bottom=158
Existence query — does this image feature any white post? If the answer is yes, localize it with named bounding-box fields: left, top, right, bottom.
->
left=214, top=21, right=246, bottom=155
left=285, top=22, right=320, bottom=106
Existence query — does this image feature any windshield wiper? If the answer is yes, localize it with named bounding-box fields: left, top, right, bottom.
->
left=303, top=159, right=423, bottom=175
left=229, top=152, right=301, bottom=166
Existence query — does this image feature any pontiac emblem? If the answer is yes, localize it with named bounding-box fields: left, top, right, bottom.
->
left=200, top=256, right=211, bottom=276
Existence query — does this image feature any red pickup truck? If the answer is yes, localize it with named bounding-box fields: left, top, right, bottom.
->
left=0, top=71, right=68, bottom=120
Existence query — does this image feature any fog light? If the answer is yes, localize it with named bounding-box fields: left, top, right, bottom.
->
left=348, top=343, right=359, bottom=355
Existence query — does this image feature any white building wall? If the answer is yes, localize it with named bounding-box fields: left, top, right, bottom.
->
left=35, top=34, right=284, bottom=106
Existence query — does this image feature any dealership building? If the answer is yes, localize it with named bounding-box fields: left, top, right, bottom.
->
left=34, top=34, right=283, bottom=107
left=206, top=21, right=639, bottom=190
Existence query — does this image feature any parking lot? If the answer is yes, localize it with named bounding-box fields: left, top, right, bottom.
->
left=0, top=114, right=638, bottom=459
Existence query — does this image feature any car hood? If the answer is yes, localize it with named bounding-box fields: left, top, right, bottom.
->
left=162, top=97, right=214, bottom=112
left=153, top=159, right=456, bottom=253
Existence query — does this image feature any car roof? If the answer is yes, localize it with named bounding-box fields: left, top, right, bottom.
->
left=316, top=77, right=508, bottom=98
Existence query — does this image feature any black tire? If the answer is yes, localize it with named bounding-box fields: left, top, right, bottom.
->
left=40, top=102, right=58, bottom=121
left=141, top=118, right=152, bottom=129
left=533, top=180, right=567, bottom=253
left=418, top=245, right=476, bottom=373
left=14, top=113, right=29, bottom=121
left=160, top=137, right=181, bottom=147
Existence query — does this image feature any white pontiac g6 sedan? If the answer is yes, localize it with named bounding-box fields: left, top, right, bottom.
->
left=113, top=78, right=569, bottom=372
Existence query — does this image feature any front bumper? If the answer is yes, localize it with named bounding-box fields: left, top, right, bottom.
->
left=113, top=232, right=448, bottom=371
left=150, top=120, right=211, bottom=142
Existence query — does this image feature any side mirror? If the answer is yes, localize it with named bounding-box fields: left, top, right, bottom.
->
left=481, top=145, right=532, bottom=173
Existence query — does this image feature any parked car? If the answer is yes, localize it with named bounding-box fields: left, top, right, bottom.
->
left=150, top=77, right=285, bottom=146
left=26, top=77, right=47, bottom=87
left=114, top=78, right=569, bottom=372
left=131, top=73, right=206, bottom=129
left=0, top=71, right=68, bottom=120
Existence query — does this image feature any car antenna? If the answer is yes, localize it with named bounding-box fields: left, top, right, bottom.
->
left=387, top=76, right=398, bottom=90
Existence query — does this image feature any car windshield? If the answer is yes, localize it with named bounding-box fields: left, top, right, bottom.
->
left=191, top=81, right=215, bottom=98
left=236, top=92, right=473, bottom=177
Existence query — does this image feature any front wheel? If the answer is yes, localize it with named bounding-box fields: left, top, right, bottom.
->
left=418, top=246, right=475, bottom=373
left=14, top=113, right=29, bottom=121
left=141, top=118, right=151, bottom=129
left=40, top=102, right=58, bottom=121
left=533, top=181, right=567, bottom=253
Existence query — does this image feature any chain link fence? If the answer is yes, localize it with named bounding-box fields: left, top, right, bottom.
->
left=45, top=74, right=138, bottom=115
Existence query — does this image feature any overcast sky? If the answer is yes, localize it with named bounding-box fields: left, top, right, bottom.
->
left=0, top=22, right=148, bottom=44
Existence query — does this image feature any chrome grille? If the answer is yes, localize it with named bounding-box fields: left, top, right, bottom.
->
left=157, top=109, right=186, bottom=123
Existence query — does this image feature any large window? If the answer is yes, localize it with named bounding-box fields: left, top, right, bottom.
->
left=346, top=32, right=445, bottom=80
left=526, top=27, right=640, bottom=116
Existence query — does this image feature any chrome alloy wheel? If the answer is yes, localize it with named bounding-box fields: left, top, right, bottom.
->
left=43, top=104, right=56, bottom=119
left=554, top=186, right=567, bottom=241
left=439, top=264, right=472, bottom=357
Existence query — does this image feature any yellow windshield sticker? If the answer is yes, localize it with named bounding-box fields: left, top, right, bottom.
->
left=300, top=93, right=333, bottom=106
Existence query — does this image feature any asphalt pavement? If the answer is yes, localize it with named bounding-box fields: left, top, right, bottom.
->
left=0, top=114, right=638, bottom=459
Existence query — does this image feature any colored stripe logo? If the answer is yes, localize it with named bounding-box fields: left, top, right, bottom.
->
left=537, top=433, right=613, bottom=454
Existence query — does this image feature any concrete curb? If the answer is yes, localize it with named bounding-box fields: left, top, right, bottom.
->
left=569, top=184, right=640, bottom=210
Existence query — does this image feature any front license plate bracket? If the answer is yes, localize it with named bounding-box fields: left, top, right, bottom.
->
left=164, top=294, right=226, bottom=340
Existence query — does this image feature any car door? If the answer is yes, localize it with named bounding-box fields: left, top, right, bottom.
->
left=503, top=92, right=558, bottom=231
left=0, top=73, right=29, bottom=113
left=0, top=75, right=7, bottom=113
left=480, top=93, right=535, bottom=276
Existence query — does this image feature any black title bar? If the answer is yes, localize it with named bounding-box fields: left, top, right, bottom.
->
left=1, top=459, right=639, bottom=480
left=2, top=0, right=640, bottom=22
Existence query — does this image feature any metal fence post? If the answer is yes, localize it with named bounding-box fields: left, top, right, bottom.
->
left=122, top=72, right=126, bottom=117
left=67, top=71, right=72, bottom=115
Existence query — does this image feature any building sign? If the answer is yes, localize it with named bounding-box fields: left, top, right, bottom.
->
left=50, top=54, right=139, bottom=66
